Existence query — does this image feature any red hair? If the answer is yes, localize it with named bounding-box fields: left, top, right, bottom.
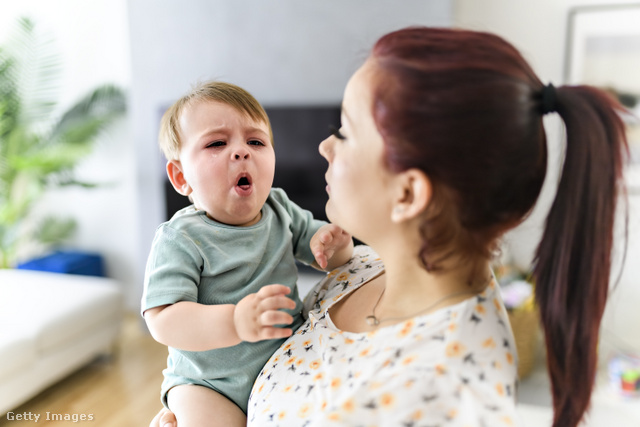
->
left=370, top=27, right=628, bottom=427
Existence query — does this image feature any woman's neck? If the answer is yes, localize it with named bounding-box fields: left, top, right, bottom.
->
left=371, top=244, right=490, bottom=321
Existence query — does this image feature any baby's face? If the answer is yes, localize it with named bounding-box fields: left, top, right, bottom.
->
left=175, top=100, right=275, bottom=226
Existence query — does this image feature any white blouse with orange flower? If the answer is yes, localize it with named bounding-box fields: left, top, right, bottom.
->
left=247, top=245, right=518, bottom=426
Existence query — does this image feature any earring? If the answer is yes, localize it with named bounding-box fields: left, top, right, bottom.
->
left=393, top=206, right=404, bottom=215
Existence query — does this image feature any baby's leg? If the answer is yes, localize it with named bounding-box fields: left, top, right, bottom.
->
left=167, top=384, right=246, bottom=427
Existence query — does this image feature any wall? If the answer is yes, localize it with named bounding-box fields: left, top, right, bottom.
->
left=454, top=0, right=640, bottom=355
left=0, top=1, right=452, bottom=311
left=0, top=0, right=138, bottom=306
left=126, top=0, right=453, bottom=309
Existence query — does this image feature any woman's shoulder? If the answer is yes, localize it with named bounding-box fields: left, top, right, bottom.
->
left=429, top=279, right=518, bottom=391
left=303, top=245, right=383, bottom=312
left=394, top=282, right=518, bottom=424
left=339, top=244, right=382, bottom=271
left=438, top=280, right=515, bottom=355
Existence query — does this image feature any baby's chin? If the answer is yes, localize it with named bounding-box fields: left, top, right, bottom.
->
left=203, top=207, right=263, bottom=227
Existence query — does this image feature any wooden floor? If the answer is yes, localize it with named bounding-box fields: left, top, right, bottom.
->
left=0, top=313, right=168, bottom=427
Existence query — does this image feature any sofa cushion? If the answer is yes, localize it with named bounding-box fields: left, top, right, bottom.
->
left=0, top=269, right=122, bottom=372
left=0, top=329, right=37, bottom=382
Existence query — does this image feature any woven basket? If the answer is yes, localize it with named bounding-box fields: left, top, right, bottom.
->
left=508, top=308, right=540, bottom=379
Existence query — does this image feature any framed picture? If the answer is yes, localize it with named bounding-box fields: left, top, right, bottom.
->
left=565, top=3, right=640, bottom=190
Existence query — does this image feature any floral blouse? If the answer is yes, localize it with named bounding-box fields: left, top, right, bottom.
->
left=247, top=245, right=518, bottom=426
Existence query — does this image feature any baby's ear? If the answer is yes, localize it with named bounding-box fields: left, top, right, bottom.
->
left=166, top=160, right=192, bottom=196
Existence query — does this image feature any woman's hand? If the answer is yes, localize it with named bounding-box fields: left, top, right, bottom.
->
left=234, top=284, right=297, bottom=342
left=311, top=224, right=354, bottom=270
left=149, top=407, right=176, bottom=427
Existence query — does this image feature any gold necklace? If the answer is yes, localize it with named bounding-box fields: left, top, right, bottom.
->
left=365, top=288, right=479, bottom=326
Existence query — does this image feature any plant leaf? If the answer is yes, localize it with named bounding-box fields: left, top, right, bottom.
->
left=0, top=171, right=43, bottom=224
left=51, top=84, right=126, bottom=143
left=4, top=17, right=61, bottom=129
left=0, top=50, right=20, bottom=144
left=34, top=216, right=77, bottom=245
left=8, top=142, right=92, bottom=175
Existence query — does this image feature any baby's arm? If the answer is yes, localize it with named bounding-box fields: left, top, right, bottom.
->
left=144, top=284, right=296, bottom=351
left=310, top=224, right=354, bottom=271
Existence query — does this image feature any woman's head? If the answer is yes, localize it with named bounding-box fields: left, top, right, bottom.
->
left=365, top=27, right=549, bottom=270
left=352, top=26, right=628, bottom=427
left=319, top=61, right=401, bottom=247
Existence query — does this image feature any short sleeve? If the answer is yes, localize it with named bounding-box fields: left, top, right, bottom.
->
left=141, top=225, right=204, bottom=314
left=301, top=245, right=381, bottom=320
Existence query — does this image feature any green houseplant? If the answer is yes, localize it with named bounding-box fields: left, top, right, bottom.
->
left=0, top=17, right=126, bottom=268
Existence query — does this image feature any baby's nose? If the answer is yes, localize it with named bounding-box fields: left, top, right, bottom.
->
left=233, top=149, right=250, bottom=160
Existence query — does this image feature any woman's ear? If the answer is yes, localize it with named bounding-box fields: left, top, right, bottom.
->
left=390, top=169, right=431, bottom=223
left=166, top=160, right=192, bottom=197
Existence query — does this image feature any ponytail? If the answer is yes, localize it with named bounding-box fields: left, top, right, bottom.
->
left=533, top=85, right=628, bottom=427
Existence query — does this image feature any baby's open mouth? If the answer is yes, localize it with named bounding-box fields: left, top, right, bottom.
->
left=236, top=174, right=253, bottom=192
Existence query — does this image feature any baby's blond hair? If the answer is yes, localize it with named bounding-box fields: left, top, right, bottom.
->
left=158, top=81, right=273, bottom=160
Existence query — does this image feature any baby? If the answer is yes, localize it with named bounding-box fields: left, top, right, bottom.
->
left=141, top=81, right=353, bottom=426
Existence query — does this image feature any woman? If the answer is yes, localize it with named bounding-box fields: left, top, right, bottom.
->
left=153, top=27, right=628, bottom=427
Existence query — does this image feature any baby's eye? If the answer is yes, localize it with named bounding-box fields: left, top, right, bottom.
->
left=329, top=125, right=346, bottom=140
left=206, top=141, right=225, bottom=148
left=248, top=140, right=265, bottom=146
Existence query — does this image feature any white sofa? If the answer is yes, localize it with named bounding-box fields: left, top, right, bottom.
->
left=0, top=269, right=123, bottom=415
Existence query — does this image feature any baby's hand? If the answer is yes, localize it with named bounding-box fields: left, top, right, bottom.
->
left=234, top=284, right=296, bottom=342
left=311, top=224, right=353, bottom=270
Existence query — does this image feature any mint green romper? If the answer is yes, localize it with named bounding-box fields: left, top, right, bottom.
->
left=141, top=188, right=325, bottom=413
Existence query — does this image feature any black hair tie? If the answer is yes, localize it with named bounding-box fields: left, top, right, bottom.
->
left=541, top=83, right=557, bottom=115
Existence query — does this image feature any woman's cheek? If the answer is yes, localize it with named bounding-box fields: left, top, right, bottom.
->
left=330, top=160, right=350, bottom=187
left=326, top=161, right=356, bottom=223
